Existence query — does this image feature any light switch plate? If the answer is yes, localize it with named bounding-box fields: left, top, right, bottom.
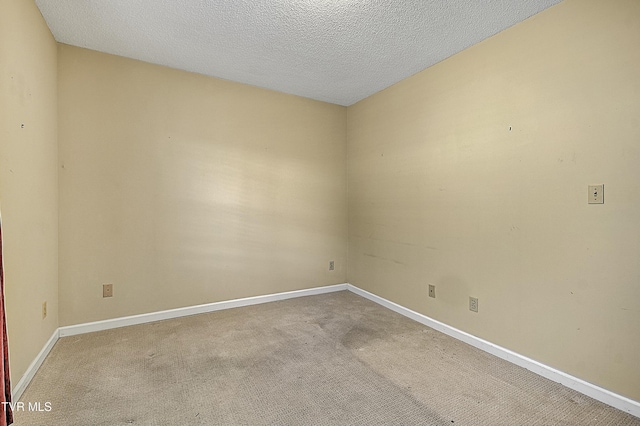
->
left=588, top=184, right=604, bottom=204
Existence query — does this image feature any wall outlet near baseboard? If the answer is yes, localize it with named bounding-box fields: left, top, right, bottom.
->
left=42, top=302, right=47, bottom=319
left=103, top=284, right=113, bottom=298
left=428, top=285, right=436, bottom=298
left=329, top=260, right=335, bottom=271
left=469, top=297, right=478, bottom=313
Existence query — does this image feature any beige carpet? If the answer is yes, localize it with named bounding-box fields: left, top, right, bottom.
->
left=15, top=291, right=639, bottom=425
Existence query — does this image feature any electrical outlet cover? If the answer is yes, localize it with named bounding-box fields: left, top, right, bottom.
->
left=103, top=284, right=113, bottom=298
left=469, top=297, right=478, bottom=313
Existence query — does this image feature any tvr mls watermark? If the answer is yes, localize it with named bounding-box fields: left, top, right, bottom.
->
left=2, top=401, right=52, bottom=412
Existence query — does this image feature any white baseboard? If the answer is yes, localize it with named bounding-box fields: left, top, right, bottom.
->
left=59, top=283, right=348, bottom=337
left=346, top=284, right=640, bottom=419
left=16, top=283, right=347, bottom=400
left=13, top=328, right=59, bottom=402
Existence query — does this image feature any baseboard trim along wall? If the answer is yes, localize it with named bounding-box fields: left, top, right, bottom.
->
left=14, top=282, right=639, bottom=419
left=15, top=283, right=348, bottom=401
left=12, top=329, right=59, bottom=402
left=346, top=284, right=640, bottom=419
left=58, top=283, right=349, bottom=337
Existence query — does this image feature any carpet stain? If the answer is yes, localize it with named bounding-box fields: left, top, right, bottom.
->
left=341, top=325, right=385, bottom=350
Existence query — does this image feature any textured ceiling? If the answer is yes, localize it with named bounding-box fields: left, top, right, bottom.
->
left=35, top=0, right=562, bottom=106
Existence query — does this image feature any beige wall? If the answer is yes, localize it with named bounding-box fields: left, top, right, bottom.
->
left=347, top=0, right=640, bottom=401
left=57, top=45, right=347, bottom=326
left=0, top=0, right=59, bottom=385
left=4, top=0, right=639, bottom=406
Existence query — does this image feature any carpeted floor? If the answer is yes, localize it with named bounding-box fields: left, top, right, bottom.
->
left=15, top=291, right=640, bottom=425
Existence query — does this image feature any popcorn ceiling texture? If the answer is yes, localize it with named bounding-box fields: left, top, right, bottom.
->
left=35, top=0, right=562, bottom=106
